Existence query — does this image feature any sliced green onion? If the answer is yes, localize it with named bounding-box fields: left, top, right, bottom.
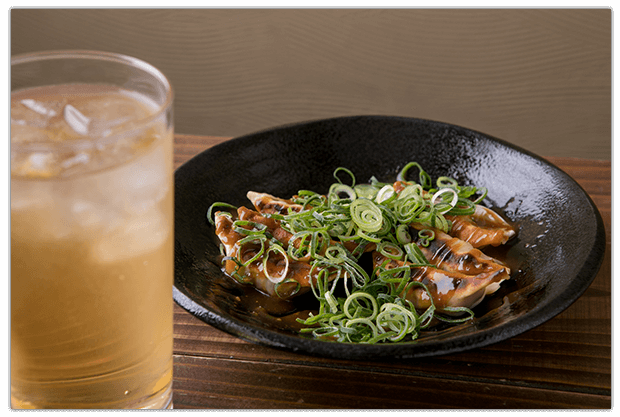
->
left=376, top=303, right=417, bottom=342
left=395, top=224, right=412, bottom=245
left=356, top=228, right=382, bottom=244
left=324, top=244, right=349, bottom=263
left=350, top=198, right=383, bottom=233
left=417, top=228, right=435, bottom=247
left=448, top=198, right=476, bottom=216
left=404, top=242, right=431, bottom=266
left=435, top=306, right=475, bottom=323
left=235, top=235, right=267, bottom=267
left=324, top=291, right=339, bottom=313
left=375, top=184, right=396, bottom=204
left=333, top=166, right=356, bottom=186
left=431, top=188, right=459, bottom=208
left=274, top=278, right=301, bottom=299
left=378, top=241, right=404, bottom=260
left=232, top=220, right=268, bottom=235
left=328, top=183, right=356, bottom=205
left=472, top=187, right=488, bottom=204
left=354, top=183, right=379, bottom=200
left=397, top=162, right=432, bottom=188
left=436, top=176, right=458, bottom=188
left=263, top=244, right=290, bottom=283
left=344, top=318, right=380, bottom=341
left=398, top=183, right=424, bottom=200
left=206, top=202, right=237, bottom=225
left=343, top=291, right=378, bottom=320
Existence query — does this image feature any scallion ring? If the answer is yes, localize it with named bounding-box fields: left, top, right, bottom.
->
left=234, top=235, right=267, bottom=267
left=333, top=166, right=356, bottom=186
left=354, top=183, right=379, bottom=200
left=232, top=220, right=268, bottom=236
left=417, top=228, right=435, bottom=247
left=435, top=306, right=475, bottom=323
left=404, top=242, right=430, bottom=266
left=375, top=184, right=396, bottom=204
left=378, top=241, right=404, bottom=260
left=324, top=244, right=350, bottom=264
left=436, top=176, right=458, bottom=189
left=447, top=198, right=476, bottom=216
left=472, top=187, right=488, bottom=204
left=397, top=162, right=432, bottom=188
left=328, top=183, right=356, bottom=204
left=262, top=244, right=290, bottom=284
left=324, top=291, right=339, bottom=313
left=431, top=188, right=459, bottom=208
left=350, top=198, right=383, bottom=233
left=395, top=224, right=412, bottom=245
left=343, top=291, right=379, bottom=320
left=376, top=303, right=417, bottom=341
left=206, top=202, right=237, bottom=226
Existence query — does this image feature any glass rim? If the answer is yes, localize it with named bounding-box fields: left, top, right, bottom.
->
left=11, top=50, right=173, bottom=153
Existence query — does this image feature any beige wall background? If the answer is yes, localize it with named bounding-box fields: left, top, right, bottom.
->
left=11, top=8, right=611, bottom=160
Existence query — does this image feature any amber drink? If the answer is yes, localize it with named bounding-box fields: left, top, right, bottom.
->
left=11, top=52, right=174, bottom=409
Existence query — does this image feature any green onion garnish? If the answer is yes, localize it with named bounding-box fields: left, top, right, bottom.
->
left=211, top=162, right=489, bottom=344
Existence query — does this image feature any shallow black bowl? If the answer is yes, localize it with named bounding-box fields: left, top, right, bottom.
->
left=173, top=116, right=605, bottom=359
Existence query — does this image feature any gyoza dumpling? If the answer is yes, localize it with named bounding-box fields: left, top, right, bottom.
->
left=445, top=204, right=516, bottom=248
left=372, top=251, right=508, bottom=314
left=214, top=208, right=313, bottom=299
left=409, top=223, right=510, bottom=280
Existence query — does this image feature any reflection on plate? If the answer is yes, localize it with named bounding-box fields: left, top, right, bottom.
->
left=173, top=116, right=605, bottom=359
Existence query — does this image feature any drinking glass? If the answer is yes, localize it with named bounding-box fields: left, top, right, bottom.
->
left=10, top=51, right=174, bottom=409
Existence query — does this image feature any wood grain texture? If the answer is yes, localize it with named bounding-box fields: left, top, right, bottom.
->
left=171, top=135, right=611, bottom=409
left=11, top=9, right=611, bottom=160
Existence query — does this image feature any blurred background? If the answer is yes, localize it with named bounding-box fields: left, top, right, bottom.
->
left=11, top=8, right=611, bottom=160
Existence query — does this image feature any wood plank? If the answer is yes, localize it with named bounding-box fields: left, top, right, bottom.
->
left=173, top=303, right=610, bottom=391
left=172, top=355, right=609, bottom=409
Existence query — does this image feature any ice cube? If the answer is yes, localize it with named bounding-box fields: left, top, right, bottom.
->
left=29, top=152, right=54, bottom=169
left=106, top=141, right=169, bottom=213
left=21, top=99, right=58, bottom=117
left=89, top=116, right=133, bottom=137
left=11, top=151, right=59, bottom=177
left=77, top=93, right=151, bottom=123
left=11, top=123, right=51, bottom=144
left=63, top=104, right=91, bottom=136
left=11, top=183, right=72, bottom=240
left=11, top=98, right=65, bottom=129
left=91, top=208, right=169, bottom=263
left=60, top=152, right=91, bottom=170
left=10, top=180, right=55, bottom=211
left=69, top=199, right=121, bottom=232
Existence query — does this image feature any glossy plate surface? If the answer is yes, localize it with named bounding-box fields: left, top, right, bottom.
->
left=173, top=116, right=605, bottom=359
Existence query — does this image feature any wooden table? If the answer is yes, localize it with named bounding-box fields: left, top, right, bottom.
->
left=172, top=134, right=611, bottom=409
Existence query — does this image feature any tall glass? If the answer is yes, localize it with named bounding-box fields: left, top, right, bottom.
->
left=10, top=51, right=174, bottom=409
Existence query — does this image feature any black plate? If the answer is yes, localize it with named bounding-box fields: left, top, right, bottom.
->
left=173, top=116, right=605, bottom=359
